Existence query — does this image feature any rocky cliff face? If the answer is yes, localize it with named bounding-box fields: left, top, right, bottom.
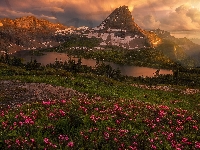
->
left=0, top=16, right=66, bottom=30
left=0, top=6, right=162, bottom=54
left=84, top=5, right=161, bottom=49
left=98, top=6, right=136, bottom=31
left=151, top=29, right=199, bottom=67
left=0, top=16, right=68, bottom=53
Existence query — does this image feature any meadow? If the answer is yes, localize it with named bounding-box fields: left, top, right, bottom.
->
left=1, top=92, right=200, bottom=149
left=0, top=55, right=200, bottom=149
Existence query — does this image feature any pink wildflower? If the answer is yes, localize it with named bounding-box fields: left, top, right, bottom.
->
left=31, top=110, right=37, bottom=115
left=116, top=119, right=121, bottom=124
left=94, top=107, right=99, bottom=111
left=2, top=121, right=8, bottom=128
left=42, top=101, right=51, bottom=105
left=156, top=118, right=160, bottom=122
left=167, top=132, right=174, bottom=140
left=151, top=144, right=157, bottom=149
left=195, top=142, right=200, bottom=149
left=1, top=111, right=4, bottom=117
left=193, top=125, right=198, bottom=130
left=59, top=135, right=69, bottom=141
left=159, top=110, right=166, bottom=118
left=25, top=117, right=34, bottom=124
left=104, top=132, right=109, bottom=140
left=182, top=137, right=188, bottom=143
left=129, top=146, right=137, bottom=150
left=19, top=121, right=23, bottom=126
left=15, top=139, right=20, bottom=146
left=59, top=109, right=66, bottom=116
left=186, top=116, right=192, bottom=121
left=67, top=141, right=74, bottom=147
left=61, top=99, right=66, bottom=103
left=114, top=138, right=118, bottom=142
left=114, top=103, right=122, bottom=111
left=44, top=138, right=49, bottom=144
left=49, top=112, right=55, bottom=117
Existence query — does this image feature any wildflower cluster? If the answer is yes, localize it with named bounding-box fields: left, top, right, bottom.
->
left=1, top=95, right=199, bottom=149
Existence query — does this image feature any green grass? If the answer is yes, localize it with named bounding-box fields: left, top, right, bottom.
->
left=0, top=69, right=199, bottom=113
left=0, top=63, right=200, bottom=149
left=1, top=90, right=199, bottom=149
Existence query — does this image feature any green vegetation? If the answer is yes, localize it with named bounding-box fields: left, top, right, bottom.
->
left=0, top=58, right=200, bottom=111
left=62, top=36, right=101, bottom=48
left=44, top=47, right=183, bottom=70
left=1, top=94, right=199, bottom=149
left=1, top=53, right=200, bottom=88
left=65, top=48, right=175, bottom=69
left=157, top=40, right=196, bottom=67
left=44, top=46, right=176, bottom=69
left=41, top=38, right=196, bottom=69
left=0, top=51, right=200, bottom=149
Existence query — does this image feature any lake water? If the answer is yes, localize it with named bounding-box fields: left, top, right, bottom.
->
left=14, top=51, right=173, bottom=77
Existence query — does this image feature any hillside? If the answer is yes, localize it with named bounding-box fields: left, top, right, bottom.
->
left=0, top=6, right=198, bottom=68
left=0, top=16, right=69, bottom=53
left=0, top=60, right=200, bottom=149
left=151, top=29, right=198, bottom=67
left=55, top=6, right=161, bottom=49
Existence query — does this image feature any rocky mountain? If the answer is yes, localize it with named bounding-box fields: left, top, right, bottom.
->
left=0, top=16, right=66, bottom=30
left=190, top=38, right=200, bottom=45
left=0, top=5, right=198, bottom=67
left=0, top=16, right=71, bottom=53
left=151, top=29, right=200, bottom=66
left=74, top=6, right=161, bottom=49
left=0, top=6, right=161, bottom=54
left=97, top=6, right=161, bottom=47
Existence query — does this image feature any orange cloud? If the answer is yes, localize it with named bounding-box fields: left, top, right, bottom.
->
left=33, top=7, right=64, bottom=13
left=0, top=0, right=200, bottom=31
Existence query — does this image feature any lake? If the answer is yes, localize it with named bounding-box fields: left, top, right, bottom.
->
left=14, top=51, right=173, bottom=77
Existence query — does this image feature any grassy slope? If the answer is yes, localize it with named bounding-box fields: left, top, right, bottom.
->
left=0, top=63, right=199, bottom=112
left=0, top=63, right=200, bottom=149
left=41, top=37, right=196, bottom=69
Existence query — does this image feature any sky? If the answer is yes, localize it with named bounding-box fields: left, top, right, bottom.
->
left=0, top=0, right=200, bottom=37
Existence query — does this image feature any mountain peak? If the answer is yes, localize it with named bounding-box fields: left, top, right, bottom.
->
left=0, top=16, right=66, bottom=30
left=97, top=5, right=136, bottom=31
left=91, top=5, right=161, bottom=48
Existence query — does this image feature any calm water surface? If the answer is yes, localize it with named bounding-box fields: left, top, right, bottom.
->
left=15, top=52, right=173, bottom=77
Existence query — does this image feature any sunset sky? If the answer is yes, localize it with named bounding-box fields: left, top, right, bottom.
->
left=0, top=0, right=200, bottom=35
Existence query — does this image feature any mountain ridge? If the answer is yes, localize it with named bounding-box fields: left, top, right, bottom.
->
left=97, top=5, right=160, bottom=45
left=0, top=6, right=161, bottom=53
left=0, top=16, right=67, bottom=30
left=80, top=5, right=161, bottom=49
left=0, top=16, right=70, bottom=53
left=0, top=6, right=199, bottom=67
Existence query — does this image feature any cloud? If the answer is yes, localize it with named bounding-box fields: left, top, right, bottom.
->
left=175, top=4, right=190, bottom=14
left=186, top=8, right=200, bottom=23
left=159, top=4, right=200, bottom=31
left=134, top=14, right=161, bottom=30
left=0, top=0, right=200, bottom=31
left=40, top=14, right=57, bottom=20
left=134, top=2, right=200, bottom=31
left=33, top=7, right=64, bottom=13
left=1, top=9, right=35, bottom=18
left=0, top=4, right=58, bottom=22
